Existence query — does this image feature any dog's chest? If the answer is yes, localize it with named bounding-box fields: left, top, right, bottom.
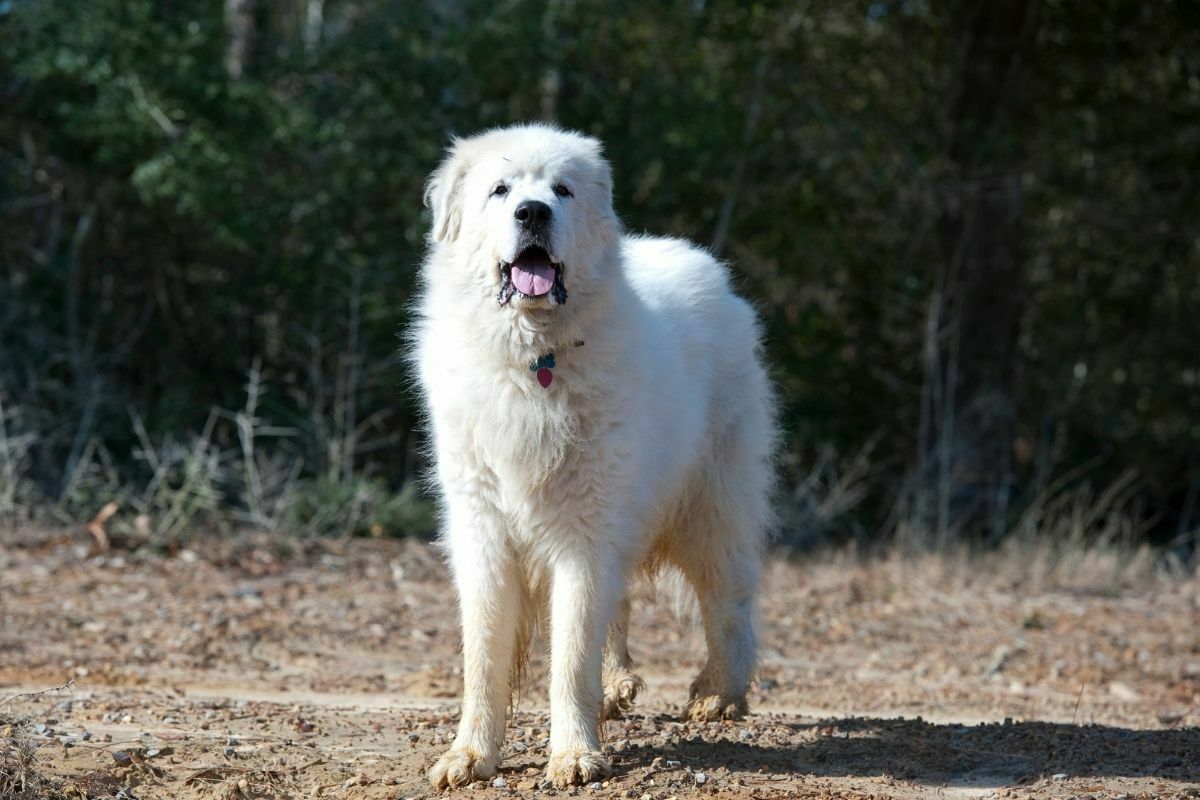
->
left=459, top=369, right=581, bottom=487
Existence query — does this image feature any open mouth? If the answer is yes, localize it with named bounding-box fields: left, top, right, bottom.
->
left=497, top=246, right=568, bottom=306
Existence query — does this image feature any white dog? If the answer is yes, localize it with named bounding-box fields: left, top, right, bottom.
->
left=411, top=124, right=775, bottom=789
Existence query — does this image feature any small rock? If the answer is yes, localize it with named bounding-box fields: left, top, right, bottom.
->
left=223, top=747, right=236, bottom=757
left=162, top=716, right=178, bottom=725
left=492, top=777, right=508, bottom=788
left=227, top=736, right=239, bottom=746
left=112, top=751, right=132, bottom=766
left=1052, top=773, right=1068, bottom=781
left=1108, top=681, right=1141, bottom=701
left=588, top=782, right=603, bottom=790
left=694, top=772, right=707, bottom=785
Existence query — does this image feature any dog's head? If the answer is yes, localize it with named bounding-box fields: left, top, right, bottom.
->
left=424, top=124, right=620, bottom=312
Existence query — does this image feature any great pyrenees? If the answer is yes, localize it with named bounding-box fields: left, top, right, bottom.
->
left=412, top=123, right=775, bottom=789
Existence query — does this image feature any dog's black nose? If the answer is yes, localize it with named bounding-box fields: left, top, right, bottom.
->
left=514, top=200, right=552, bottom=233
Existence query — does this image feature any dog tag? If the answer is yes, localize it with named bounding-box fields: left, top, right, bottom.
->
left=537, top=367, right=553, bottom=388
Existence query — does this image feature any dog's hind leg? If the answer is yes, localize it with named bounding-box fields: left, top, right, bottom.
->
left=601, top=594, right=645, bottom=719
left=676, top=532, right=761, bottom=721
left=672, top=430, right=770, bottom=721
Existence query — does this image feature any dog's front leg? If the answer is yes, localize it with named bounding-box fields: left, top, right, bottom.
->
left=429, top=505, right=520, bottom=789
left=545, top=547, right=620, bottom=788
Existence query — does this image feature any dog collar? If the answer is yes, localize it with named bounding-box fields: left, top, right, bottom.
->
left=528, top=340, right=584, bottom=389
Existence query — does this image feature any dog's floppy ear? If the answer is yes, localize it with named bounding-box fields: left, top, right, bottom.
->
left=424, top=142, right=469, bottom=243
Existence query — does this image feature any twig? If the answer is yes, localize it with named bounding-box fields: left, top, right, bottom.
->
left=1071, top=683, right=1086, bottom=725
left=1165, top=704, right=1199, bottom=729
left=0, top=678, right=76, bottom=709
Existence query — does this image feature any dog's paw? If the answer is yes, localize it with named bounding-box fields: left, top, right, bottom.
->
left=602, top=670, right=645, bottom=719
left=429, top=747, right=495, bottom=790
left=545, top=749, right=611, bottom=788
left=685, top=693, right=748, bottom=721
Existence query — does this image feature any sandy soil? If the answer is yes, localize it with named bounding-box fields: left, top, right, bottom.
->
left=2, top=531, right=1198, bottom=799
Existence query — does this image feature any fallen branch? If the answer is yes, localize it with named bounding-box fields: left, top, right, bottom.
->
left=0, top=678, right=76, bottom=709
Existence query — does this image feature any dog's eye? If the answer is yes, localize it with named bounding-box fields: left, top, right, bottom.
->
left=553, top=183, right=573, bottom=198
left=491, top=183, right=509, bottom=197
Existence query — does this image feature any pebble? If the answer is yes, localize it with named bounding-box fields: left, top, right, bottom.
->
left=694, top=772, right=707, bottom=785
left=1052, top=773, right=1068, bottom=781
left=492, top=777, right=507, bottom=788
left=227, top=736, right=239, bottom=746
left=588, top=782, right=603, bottom=790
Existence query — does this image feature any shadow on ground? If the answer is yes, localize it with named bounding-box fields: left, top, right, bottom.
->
left=626, top=716, right=1200, bottom=786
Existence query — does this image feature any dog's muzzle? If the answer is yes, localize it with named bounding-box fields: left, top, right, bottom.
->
left=498, top=245, right=568, bottom=306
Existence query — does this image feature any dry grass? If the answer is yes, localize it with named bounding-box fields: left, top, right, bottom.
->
left=1, top=719, right=60, bottom=799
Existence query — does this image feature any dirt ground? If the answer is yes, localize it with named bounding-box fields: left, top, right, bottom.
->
left=2, top=530, right=1198, bottom=800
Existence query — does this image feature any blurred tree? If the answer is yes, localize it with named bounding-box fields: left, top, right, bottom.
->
left=0, top=0, right=1197, bottom=546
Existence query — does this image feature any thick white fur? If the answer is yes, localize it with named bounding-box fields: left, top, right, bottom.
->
left=411, top=124, right=775, bottom=789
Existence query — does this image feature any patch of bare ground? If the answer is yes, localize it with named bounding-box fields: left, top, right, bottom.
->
left=1, top=530, right=1198, bottom=799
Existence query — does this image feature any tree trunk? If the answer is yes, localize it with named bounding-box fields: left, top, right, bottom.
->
left=304, top=0, right=324, bottom=57
left=935, top=0, right=1037, bottom=539
left=225, top=0, right=256, bottom=80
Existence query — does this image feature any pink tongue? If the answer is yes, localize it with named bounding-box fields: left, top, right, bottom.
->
left=511, top=261, right=555, bottom=296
